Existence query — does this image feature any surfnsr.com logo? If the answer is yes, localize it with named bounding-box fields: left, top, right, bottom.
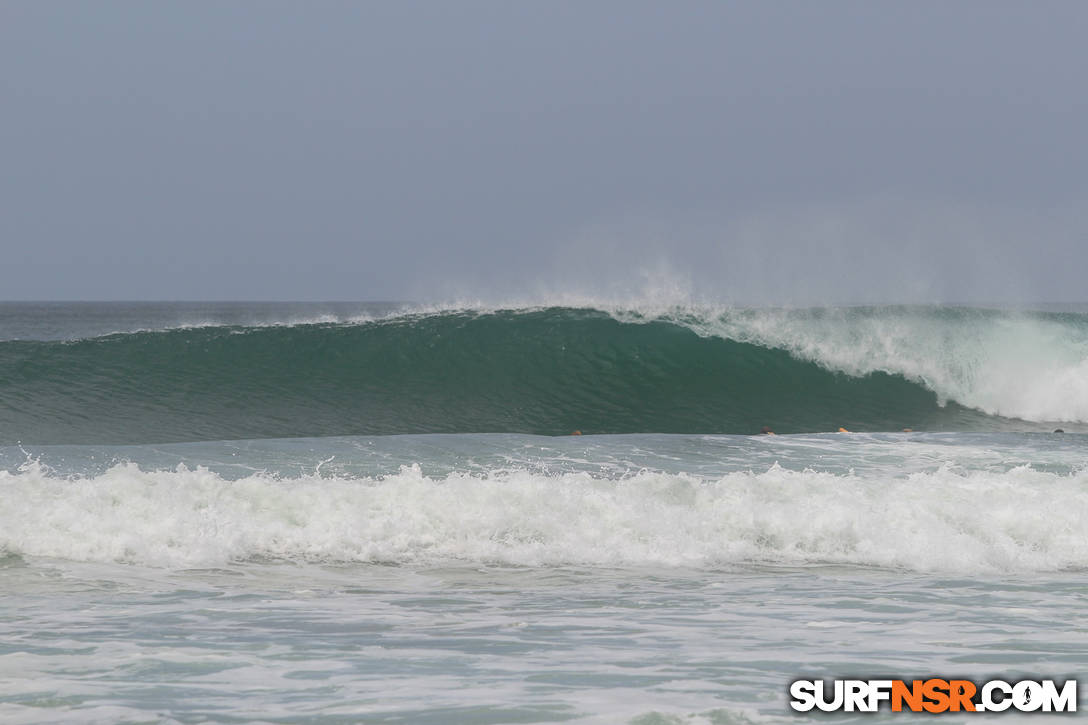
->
left=789, top=679, right=1078, bottom=713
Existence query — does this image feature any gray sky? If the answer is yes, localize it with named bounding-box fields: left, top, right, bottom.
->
left=2, top=1, right=1086, bottom=304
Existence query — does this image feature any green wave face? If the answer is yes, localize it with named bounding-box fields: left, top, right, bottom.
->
left=0, top=307, right=1076, bottom=444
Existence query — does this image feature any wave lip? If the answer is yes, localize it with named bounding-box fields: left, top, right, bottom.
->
left=2, top=461, right=1086, bottom=573
left=651, top=304, right=1088, bottom=425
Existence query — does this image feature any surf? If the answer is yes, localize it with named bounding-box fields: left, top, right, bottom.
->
left=1, top=305, right=1085, bottom=444
left=3, top=456, right=1086, bottom=573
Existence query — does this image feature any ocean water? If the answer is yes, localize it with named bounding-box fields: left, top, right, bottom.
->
left=1, top=302, right=1086, bottom=723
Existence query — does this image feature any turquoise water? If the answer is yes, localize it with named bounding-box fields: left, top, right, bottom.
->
left=1, top=303, right=1086, bottom=722
left=5, top=303, right=1088, bottom=444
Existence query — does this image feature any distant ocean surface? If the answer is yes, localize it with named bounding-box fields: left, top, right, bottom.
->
left=2, top=302, right=1086, bottom=723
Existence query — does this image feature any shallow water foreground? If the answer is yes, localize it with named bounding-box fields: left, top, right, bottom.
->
left=2, top=559, right=1085, bottom=724
left=2, top=430, right=1088, bottom=722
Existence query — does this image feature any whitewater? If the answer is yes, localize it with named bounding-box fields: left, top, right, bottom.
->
left=2, top=302, right=1087, bottom=723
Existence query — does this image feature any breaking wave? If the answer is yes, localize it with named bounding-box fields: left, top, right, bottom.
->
left=2, top=460, right=1086, bottom=573
left=1, top=305, right=1086, bottom=444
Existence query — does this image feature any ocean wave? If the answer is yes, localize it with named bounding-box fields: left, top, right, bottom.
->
left=1, top=305, right=1086, bottom=444
left=2, top=461, right=1085, bottom=573
left=646, top=305, right=1088, bottom=424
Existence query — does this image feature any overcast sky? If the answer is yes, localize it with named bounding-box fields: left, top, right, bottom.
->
left=2, top=2, right=1086, bottom=304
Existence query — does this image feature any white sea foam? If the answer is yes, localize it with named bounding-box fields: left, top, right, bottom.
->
left=2, top=460, right=1086, bottom=572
